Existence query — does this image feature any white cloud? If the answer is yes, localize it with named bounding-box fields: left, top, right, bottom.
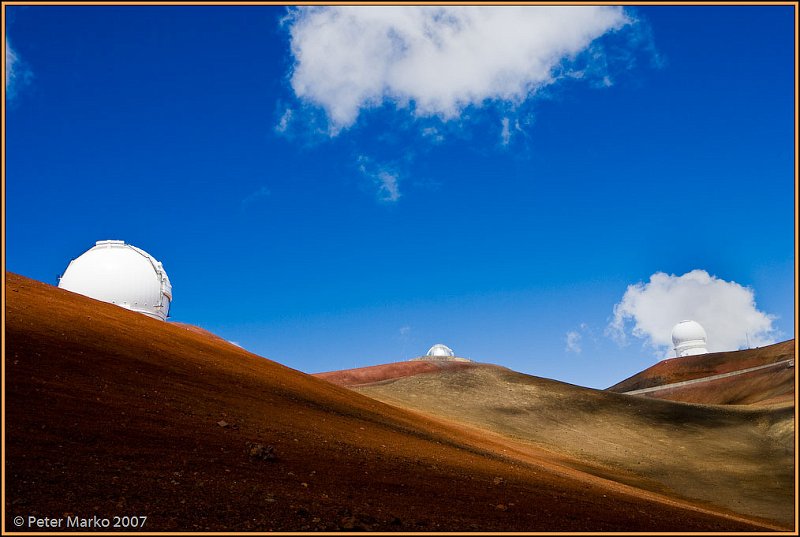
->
left=285, top=6, right=631, bottom=133
left=608, top=269, right=778, bottom=356
left=565, top=331, right=582, bottom=353
left=358, top=157, right=402, bottom=202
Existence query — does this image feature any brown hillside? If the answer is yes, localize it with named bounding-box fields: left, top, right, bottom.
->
left=621, top=361, right=795, bottom=406
left=347, top=362, right=795, bottom=527
left=316, top=360, right=476, bottom=387
left=4, top=273, right=779, bottom=532
left=607, top=340, right=795, bottom=395
left=169, top=321, right=233, bottom=343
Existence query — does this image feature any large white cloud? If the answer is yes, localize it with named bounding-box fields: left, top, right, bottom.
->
left=285, top=6, right=631, bottom=132
left=608, top=270, right=778, bottom=356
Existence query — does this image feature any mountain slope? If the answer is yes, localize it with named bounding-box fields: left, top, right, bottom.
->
left=607, top=341, right=795, bottom=405
left=324, top=360, right=795, bottom=527
left=5, top=273, right=778, bottom=532
left=315, top=359, right=477, bottom=386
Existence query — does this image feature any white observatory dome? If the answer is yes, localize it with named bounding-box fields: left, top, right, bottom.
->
left=58, top=240, right=172, bottom=321
left=427, top=344, right=455, bottom=358
left=671, top=320, right=708, bottom=357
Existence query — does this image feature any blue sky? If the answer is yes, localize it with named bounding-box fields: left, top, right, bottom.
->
left=5, top=5, right=795, bottom=389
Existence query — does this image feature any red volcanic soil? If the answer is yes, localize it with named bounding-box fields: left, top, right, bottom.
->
left=170, top=322, right=236, bottom=345
left=4, top=273, right=779, bottom=532
left=607, top=340, right=795, bottom=402
left=626, top=362, right=795, bottom=406
left=315, top=360, right=476, bottom=387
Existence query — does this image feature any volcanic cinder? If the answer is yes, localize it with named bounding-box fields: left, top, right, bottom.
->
left=318, top=349, right=796, bottom=528
left=4, top=273, right=793, bottom=532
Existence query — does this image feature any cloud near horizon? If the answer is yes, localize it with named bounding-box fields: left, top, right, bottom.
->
left=608, top=269, right=778, bottom=357
left=285, top=6, right=632, bottom=134
left=565, top=331, right=582, bottom=353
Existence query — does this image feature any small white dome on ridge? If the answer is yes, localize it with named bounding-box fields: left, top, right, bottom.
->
left=671, top=320, right=708, bottom=357
left=427, top=344, right=455, bottom=358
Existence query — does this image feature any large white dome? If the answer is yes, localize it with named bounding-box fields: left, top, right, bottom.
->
left=427, top=344, right=455, bottom=358
left=58, top=240, right=172, bottom=321
left=671, top=320, right=708, bottom=357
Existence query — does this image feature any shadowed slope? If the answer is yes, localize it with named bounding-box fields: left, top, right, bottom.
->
left=342, top=362, right=795, bottom=527
left=5, top=273, right=778, bottom=532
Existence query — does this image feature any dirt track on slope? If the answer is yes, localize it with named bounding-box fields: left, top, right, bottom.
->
left=623, top=361, right=795, bottom=405
left=608, top=340, right=795, bottom=396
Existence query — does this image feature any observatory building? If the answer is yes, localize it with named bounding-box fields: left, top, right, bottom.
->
left=409, top=343, right=471, bottom=362
left=58, top=240, right=172, bottom=321
left=427, top=343, right=455, bottom=358
left=671, top=320, right=708, bottom=357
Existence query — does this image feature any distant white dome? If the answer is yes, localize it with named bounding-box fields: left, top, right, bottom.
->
left=671, top=320, right=708, bottom=357
left=58, top=240, right=172, bottom=321
left=427, top=344, right=455, bottom=358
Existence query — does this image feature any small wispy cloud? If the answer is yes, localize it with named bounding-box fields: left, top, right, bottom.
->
left=499, top=116, right=524, bottom=146
left=241, top=186, right=271, bottom=210
left=358, top=156, right=402, bottom=203
left=565, top=322, right=598, bottom=355
left=5, top=39, right=32, bottom=101
left=395, top=325, right=414, bottom=358
left=275, top=108, right=293, bottom=133
left=421, top=126, right=444, bottom=144
left=5, top=42, right=17, bottom=88
left=376, top=171, right=400, bottom=202
left=565, top=331, right=582, bottom=354
left=500, top=118, right=511, bottom=146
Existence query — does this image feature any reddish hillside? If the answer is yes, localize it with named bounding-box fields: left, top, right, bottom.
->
left=5, top=273, right=774, bottom=532
left=607, top=340, right=795, bottom=402
left=315, top=360, right=476, bottom=387
left=618, top=362, right=795, bottom=406
left=170, top=321, right=236, bottom=345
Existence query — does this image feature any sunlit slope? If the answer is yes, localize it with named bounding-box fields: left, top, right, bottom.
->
left=6, top=273, right=775, bottom=532
left=607, top=341, right=795, bottom=405
left=344, top=362, right=794, bottom=527
left=316, top=359, right=476, bottom=386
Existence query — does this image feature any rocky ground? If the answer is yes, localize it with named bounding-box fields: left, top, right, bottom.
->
left=4, top=273, right=788, bottom=532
